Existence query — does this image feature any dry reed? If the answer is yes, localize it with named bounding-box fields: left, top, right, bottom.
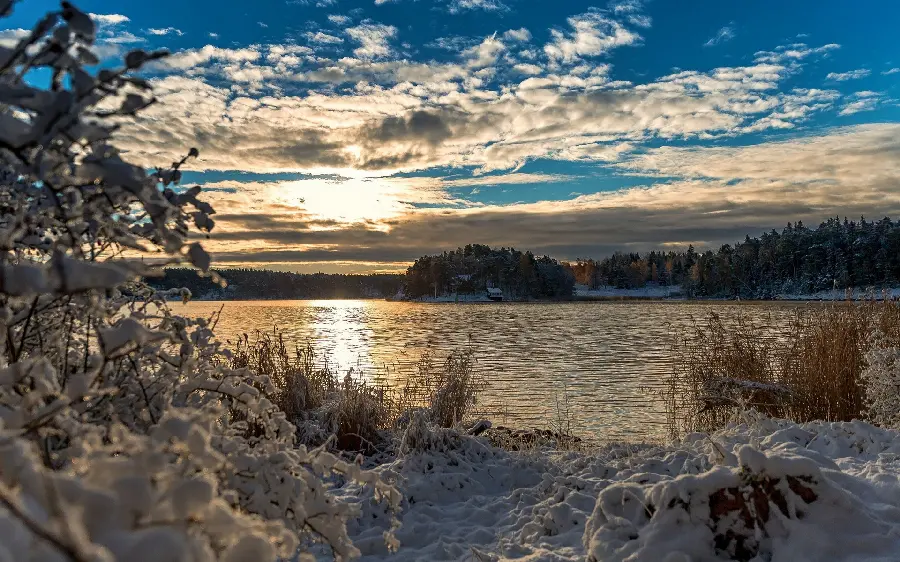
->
left=230, top=330, right=486, bottom=452
left=665, top=301, right=900, bottom=439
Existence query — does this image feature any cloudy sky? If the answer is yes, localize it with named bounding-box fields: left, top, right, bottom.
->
left=8, top=0, right=900, bottom=272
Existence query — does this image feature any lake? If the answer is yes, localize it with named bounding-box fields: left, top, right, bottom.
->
left=172, top=300, right=812, bottom=442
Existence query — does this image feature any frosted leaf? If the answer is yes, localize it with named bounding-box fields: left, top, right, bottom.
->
left=61, top=2, right=95, bottom=41
left=170, top=478, right=214, bottom=519
left=52, top=255, right=132, bottom=293
left=221, top=535, right=275, bottom=562
left=0, top=263, right=50, bottom=296
left=99, top=317, right=167, bottom=355
left=187, top=243, right=211, bottom=272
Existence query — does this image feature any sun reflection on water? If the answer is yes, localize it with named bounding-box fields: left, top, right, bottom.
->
left=307, top=300, right=375, bottom=378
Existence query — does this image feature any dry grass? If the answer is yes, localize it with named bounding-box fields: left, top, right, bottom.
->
left=665, top=301, right=900, bottom=438
left=230, top=330, right=486, bottom=452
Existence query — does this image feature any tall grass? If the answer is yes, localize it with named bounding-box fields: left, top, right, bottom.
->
left=665, top=302, right=900, bottom=438
left=230, top=330, right=485, bottom=452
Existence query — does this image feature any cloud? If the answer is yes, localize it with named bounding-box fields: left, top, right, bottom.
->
left=544, top=11, right=641, bottom=64
left=146, top=27, right=184, bottom=36
left=882, top=68, right=900, bottom=75
left=328, top=14, right=351, bottom=24
left=502, top=28, right=532, bottom=42
left=754, top=43, right=839, bottom=65
left=447, top=0, right=509, bottom=13
left=464, top=35, right=505, bottom=68
left=704, top=25, right=735, bottom=47
left=257, top=22, right=269, bottom=28
left=193, top=124, right=900, bottom=269
left=112, top=37, right=845, bottom=176
left=305, top=31, right=344, bottom=44
left=839, top=91, right=884, bottom=116
left=102, top=31, right=144, bottom=45
left=208, top=32, right=219, bottom=38
left=89, top=13, right=130, bottom=25
left=512, top=63, right=543, bottom=75
left=0, top=28, right=28, bottom=48
left=345, top=23, right=397, bottom=58
left=826, top=68, right=870, bottom=81
left=162, top=45, right=262, bottom=70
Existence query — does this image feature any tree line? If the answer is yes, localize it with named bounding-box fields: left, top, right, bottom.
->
left=564, top=217, right=900, bottom=298
left=403, top=244, right=576, bottom=300
left=154, top=217, right=900, bottom=301
left=149, top=268, right=404, bottom=300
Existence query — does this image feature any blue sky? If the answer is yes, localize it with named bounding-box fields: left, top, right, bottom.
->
left=5, top=0, right=900, bottom=271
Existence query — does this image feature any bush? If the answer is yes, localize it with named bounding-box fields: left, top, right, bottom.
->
left=665, top=302, right=900, bottom=437
left=0, top=3, right=398, bottom=560
left=228, top=331, right=486, bottom=453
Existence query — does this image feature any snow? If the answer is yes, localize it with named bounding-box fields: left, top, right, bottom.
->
left=335, top=414, right=900, bottom=561
left=776, top=288, right=900, bottom=301
left=574, top=284, right=684, bottom=299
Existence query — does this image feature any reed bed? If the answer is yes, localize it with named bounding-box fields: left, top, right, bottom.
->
left=229, top=330, right=486, bottom=452
left=665, top=301, right=900, bottom=439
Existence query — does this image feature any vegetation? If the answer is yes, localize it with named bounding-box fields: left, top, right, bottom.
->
left=229, top=329, right=486, bottom=454
left=665, top=302, right=900, bottom=438
left=150, top=268, right=404, bottom=299
left=0, top=4, right=400, bottom=561
left=566, top=217, right=900, bottom=297
left=404, top=244, right=575, bottom=300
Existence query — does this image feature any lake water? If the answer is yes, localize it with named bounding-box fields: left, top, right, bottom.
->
left=172, top=300, right=811, bottom=442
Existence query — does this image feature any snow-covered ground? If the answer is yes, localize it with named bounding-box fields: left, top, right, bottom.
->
left=338, top=414, right=900, bottom=561
left=776, top=288, right=900, bottom=301
left=574, top=284, right=683, bottom=299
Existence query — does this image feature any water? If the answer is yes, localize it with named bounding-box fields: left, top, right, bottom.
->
left=172, top=300, right=811, bottom=442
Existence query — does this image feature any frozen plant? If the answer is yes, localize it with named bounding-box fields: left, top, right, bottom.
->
left=0, top=1, right=399, bottom=560
left=861, top=335, right=900, bottom=427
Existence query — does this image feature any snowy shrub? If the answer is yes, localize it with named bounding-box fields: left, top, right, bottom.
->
left=0, top=2, right=399, bottom=560
left=861, top=338, right=900, bottom=427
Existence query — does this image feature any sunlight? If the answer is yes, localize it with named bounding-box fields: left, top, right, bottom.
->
left=308, top=300, right=375, bottom=376
left=273, top=177, right=417, bottom=224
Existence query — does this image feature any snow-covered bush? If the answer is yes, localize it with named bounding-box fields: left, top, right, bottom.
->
left=0, top=2, right=398, bottom=560
left=861, top=337, right=900, bottom=427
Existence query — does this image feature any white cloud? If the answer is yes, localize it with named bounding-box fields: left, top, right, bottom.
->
left=544, top=11, right=641, bottom=64
left=448, top=0, right=509, bottom=13
left=754, top=43, right=839, bottom=65
left=305, top=31, right=344, bottom=44
left=882, top=68, right=900, bottom=75
left=328, top=14, right=351, bottom=24
left=0, top=28, right=28, bottom=48
left=502, top=28, right=532, bottom=43
left=826, top=69, right=870, bottom=81
left=103, top=31, right=144, bottom=45
left=839, top=91, right=884, bottom=116
left=346, top=23, right=397, bottom=59
left=464, top=35, right=505, bottom=68
left=146, top=27, right=183, bottom=36
left=208, top=32, right=219, bottom=38
left=89, top=13, right=130, bottom=25
left=162, top=45, right=262, bottom=70
left=704, top=25, right=735, bottom=47
left=257, top=22, right=269, bottom=28
left=512, top=63, right=543, bottom=75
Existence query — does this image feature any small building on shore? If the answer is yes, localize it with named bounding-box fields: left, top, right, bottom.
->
left=487, top=287, right=503, bottom=301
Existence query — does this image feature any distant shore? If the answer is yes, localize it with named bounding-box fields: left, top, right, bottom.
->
left=178, top=286, right=900, bottom=303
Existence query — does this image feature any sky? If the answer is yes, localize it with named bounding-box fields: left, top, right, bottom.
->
left=5, top=0, right=900, bottom=272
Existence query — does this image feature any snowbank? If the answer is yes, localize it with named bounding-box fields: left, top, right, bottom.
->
left=574, top=284, right=683, bottom=299
left=776, top=288, right=900, bottom=301
left=337, top=414, right=900, bottom=561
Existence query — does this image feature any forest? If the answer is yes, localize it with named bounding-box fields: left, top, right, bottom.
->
left=402, top=244, right=576, bottom=300
left=564, top=217, right=900, bottom=298
left=153, top=217, right=900, bottom=301
left=149, top=268, right=404, bottom=299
